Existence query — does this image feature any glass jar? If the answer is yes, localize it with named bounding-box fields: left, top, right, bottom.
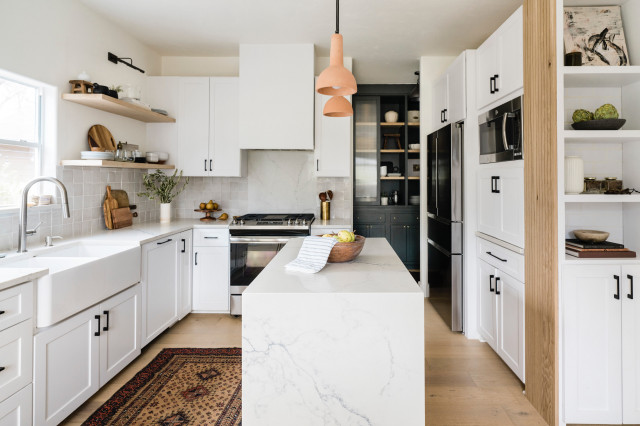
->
left=604, top=177, right=623, bottom=192
left=583, top=177, right=600, bottom=194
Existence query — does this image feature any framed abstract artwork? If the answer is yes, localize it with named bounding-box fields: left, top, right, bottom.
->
left=563, top=6, right=630, bottom=66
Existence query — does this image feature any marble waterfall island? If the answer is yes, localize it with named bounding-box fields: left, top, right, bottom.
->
left=242, top=238, right=425, bottom=426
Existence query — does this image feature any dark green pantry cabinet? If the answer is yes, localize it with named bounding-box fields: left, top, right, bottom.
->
left=354, top=206, right=420, bottom=270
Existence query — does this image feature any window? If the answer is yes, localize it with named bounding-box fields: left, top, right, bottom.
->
left=0, top=76, right=42, bottom=207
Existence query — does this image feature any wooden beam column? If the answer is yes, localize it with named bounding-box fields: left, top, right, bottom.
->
left=523, top=0, right=558, bottom=425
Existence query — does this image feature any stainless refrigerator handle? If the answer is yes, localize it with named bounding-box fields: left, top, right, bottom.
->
left=434, top=135, right=438, bottom=213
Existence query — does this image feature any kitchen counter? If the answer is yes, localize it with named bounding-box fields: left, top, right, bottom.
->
left=242, top=237, right=425, bottom=426
left=310, top=218, right=353, bottom=232
left=0, top=267, right=48, bottom=291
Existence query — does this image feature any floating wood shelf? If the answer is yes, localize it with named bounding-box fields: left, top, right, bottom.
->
left=408, top=176, right=420, bottom=180
left=380, top=122, right=405, bottom=127
left=408, top=122, right=420, bottom=126
left=62, top=94, right=176, bottom=123
left=380, top=149, right=404, bottom=153
left=380, top=176, right=404, bottom=180
left=408, top=150, right=420, bottom=153
left=60, top=160, right=175, bottom=169
left=563, top=194, right=640, bottom=203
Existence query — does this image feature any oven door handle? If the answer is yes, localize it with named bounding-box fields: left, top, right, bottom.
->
left=502, top=112, right=516, bottom=151
left=230, top=237, right=295, bottom=244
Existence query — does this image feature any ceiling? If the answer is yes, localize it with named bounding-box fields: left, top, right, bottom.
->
left=80, top=0, right=522, bottom=83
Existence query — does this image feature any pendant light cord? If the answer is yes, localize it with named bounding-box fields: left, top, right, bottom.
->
left=335, top=0, right=339, bottom=34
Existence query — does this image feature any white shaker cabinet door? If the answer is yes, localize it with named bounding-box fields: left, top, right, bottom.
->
left=495, top=273, right=524, bottom=382
left=146, top=77, right=180, bottom=162
left=496, top=6, right=523, bottom=99
left=563, top=265, right=623, bottom=425
left=476, top=34, right=498, bottom=110
left=192, top=246, right=230, bottom=313
left=478, top=259, right=497, bottom=351
left=447, top=53, right=466, bottom=125
left=142, top=237, right=179, bottom=347
left=178, top=77, right=210, bottom=176
left=178, top=230, right=193, bottom=320
left=99, top=285, right=141, bottom=387
left=497, top=166, right=525, bottom=249
left=314, top=85, right=351, bottom=177
left=623, top=265, right=640, bottom=424
left=430, top=73, right=448, bottom=133
left=477, top=167, right=502, bottom=239
left=210, top=77, right=246, bottom=177
left=34, top=308, right=100, bottom=426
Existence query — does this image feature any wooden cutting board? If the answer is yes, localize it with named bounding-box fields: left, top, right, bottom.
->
left=88, top=124, right=116, bottom=152
left=111, top=189, right=129, bottom=208
left=111, top=207, right=133, bottom=229
left=103, top=186, right=118, bottom=230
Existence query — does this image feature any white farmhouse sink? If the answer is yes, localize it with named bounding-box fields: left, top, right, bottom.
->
left=2, top=241, right=141, bottom=327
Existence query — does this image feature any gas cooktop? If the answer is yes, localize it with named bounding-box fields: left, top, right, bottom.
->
left=229, top=213, right=315, bottom=233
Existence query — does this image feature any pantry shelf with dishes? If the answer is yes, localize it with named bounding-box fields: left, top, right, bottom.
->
left=62, top=93, right=176, bottom=123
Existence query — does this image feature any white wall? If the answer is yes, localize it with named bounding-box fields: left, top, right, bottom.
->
left=161, top=57, right=239, bottom=77
left=0, top=0, right=161, bottom=163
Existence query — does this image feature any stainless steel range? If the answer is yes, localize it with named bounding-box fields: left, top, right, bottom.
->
left=229, top=214, right=314, bottom=315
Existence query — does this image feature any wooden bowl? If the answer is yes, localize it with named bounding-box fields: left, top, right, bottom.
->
left=573, top=229, right=610, bottom=243
left=324, top=235, right=366, bottom=263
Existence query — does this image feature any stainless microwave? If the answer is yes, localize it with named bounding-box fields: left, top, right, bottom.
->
left=479, top=96, right=523, bottom=164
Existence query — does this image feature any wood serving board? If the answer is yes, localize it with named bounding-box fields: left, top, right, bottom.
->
left=88, top=124, right=116, bottom=152
left=111, top=207, right=133, bottom=229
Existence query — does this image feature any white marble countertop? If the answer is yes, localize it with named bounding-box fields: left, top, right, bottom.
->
left=245, top=237, right=421, bottom=295
left=0, top=267, right=49, bottom=291
left=310, top=218, right=353, bottom=229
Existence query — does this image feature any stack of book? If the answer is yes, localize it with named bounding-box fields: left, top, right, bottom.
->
left=565, top=239, right=637, bottom=258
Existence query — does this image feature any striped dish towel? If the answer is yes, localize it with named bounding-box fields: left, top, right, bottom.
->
left=285, top=236, right=338, bottom=273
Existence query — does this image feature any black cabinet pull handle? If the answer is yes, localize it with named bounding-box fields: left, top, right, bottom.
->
left=487, top=251, right=507, bottom=262
left=490, top=76, right=495, bottom=94
left=157, top=238, right=172, bottom=245
left=495, top=277, right=501, bottom=295
left=204, top=159, right=207, bottom=172
left=489, top=274, right=495, bottom=292
left=95, top=315, right=101, bottom=337
left=181, top=238, right=186, bottom=253
left=0, top=311, right=5, bottom=315
left=0, top=367, right=5, bottom=372
left=494, top=74, right=500, bottom=92
left=103, top=310, right=110, bottom=332
left=443, top=109, right=448, bottom=122
left=210, top=159, right=212, bottom=171
left=317, top=159, right=319, bottom=172
left=491, top=176, right=500, bottom=193
left=195, top=252, right=198, bottom=266
left=614, top=275, right=620, bottom=300
left=628, top=274, right=634, bottom=300
left=204, top=236, right=219, bottom=239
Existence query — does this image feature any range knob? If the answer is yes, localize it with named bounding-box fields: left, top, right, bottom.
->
left=295, top=218, right=302, bottom=225
left=231, top=218, right=238, bottom=225
left=301, top=219, right=307, bottom=225
left=239, top=219, right=245, bottom=226
left=288, top=218, right=293, bottom=225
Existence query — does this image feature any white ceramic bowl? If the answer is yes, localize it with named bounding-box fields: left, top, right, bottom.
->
left=148, top=151, right=169, bottom=161
left=146, top=153, right=159, bottom=163
left=408, top=110, right=420, bottom=123
left=409, top=144, right=420, bottom=150
left=384, top=111, right=399, bottom=123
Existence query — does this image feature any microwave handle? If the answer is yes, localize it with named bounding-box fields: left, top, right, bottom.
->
left=501, top=113, right=516, bottom=152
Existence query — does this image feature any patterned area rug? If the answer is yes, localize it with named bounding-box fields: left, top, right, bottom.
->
left=83, top=348, right=242, bottom=425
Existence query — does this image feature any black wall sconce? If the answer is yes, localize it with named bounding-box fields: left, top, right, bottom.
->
left=107, top=52, right=145, bottom=74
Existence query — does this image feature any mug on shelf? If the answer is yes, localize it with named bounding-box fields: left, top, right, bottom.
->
left=380, top=166, right=387, bottom=177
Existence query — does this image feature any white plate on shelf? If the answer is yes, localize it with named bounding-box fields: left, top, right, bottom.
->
left=80, top=151, right=115, bottom=160
left=387, top=172, right=402, bottom=177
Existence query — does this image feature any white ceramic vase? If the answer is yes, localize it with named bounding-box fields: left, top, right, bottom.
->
left=384, top=111, right=399, bottom=123
left=160, top=203, right=171, bottom=223
left=564, top=156, right=584, bottom=194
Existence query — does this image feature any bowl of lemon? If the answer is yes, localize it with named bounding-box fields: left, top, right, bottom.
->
left=319, top=231, right=365, bottom=263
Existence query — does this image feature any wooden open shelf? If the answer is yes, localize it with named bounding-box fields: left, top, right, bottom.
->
left=408, top=149, right=420, bottom=153
left=380, top=122, right=405, bottom=127
left=407, top=122, right=420, bottom=126
left=408, top=176, right=420, bottom=180
left=381, top=176, right=404, bottom=180
left=61, top=160, right=175, bottom=169
left=62, top=94, right=176, bottom=123
left=380, top=149, right=404, bottom=153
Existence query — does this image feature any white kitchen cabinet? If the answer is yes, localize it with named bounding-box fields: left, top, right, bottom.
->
left=178, top=77, right=211, bottom=176
left=147, top=76, right=246, bottom=177
left=34, top=285, right=142, bottom=426
left=430, top=52, right=466, bottom=133
left=563, top=265, right=623, bottom=424
left=0, top=384, right=31, bottom=426
left=193, top=229, right=229, bottom=313
left=141, top=237, right=179, bottom=347
left=239, top=44, right=315, bottom=150
left=478, top=259, right=497, bottom=351
left=34, top=308, right=100, bottom=426
left=623, top=266, right=640, bottom=423
left=495, top=272, right=524, bottom=380
left=476, top=6, right=523, bottom=110
left=477, top=164, right=524, bottom=249
left=314, top=78, right=351, bottom=177
left=99, top=285, right=141, bottom=386
left=178, top=230, right=193, bottom=320
left=0, top=320, right=32, bottom=404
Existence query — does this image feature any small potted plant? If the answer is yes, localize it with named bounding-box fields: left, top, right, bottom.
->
left=138, top=169, right=189, bottom=223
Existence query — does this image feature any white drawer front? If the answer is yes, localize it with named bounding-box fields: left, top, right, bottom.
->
left=194, top=229, right=229, bottom=247
left=0, top=283, right=33, bottom=333
left=0, top=320, right=32, bottom=403
left=0, top=384, right=32, bottom=426
left=478, top=238, right=524, bottom=283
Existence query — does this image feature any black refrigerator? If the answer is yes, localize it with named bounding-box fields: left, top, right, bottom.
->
left=427, top=122, right=463, bottom=332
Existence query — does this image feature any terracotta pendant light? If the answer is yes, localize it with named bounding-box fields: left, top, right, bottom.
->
left=323, top=96, right=353, bottom=117
left=316, top=0, right=357, bottom=98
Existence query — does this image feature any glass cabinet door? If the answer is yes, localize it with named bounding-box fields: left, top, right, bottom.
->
left=354, top=97, right=378, bottom=204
